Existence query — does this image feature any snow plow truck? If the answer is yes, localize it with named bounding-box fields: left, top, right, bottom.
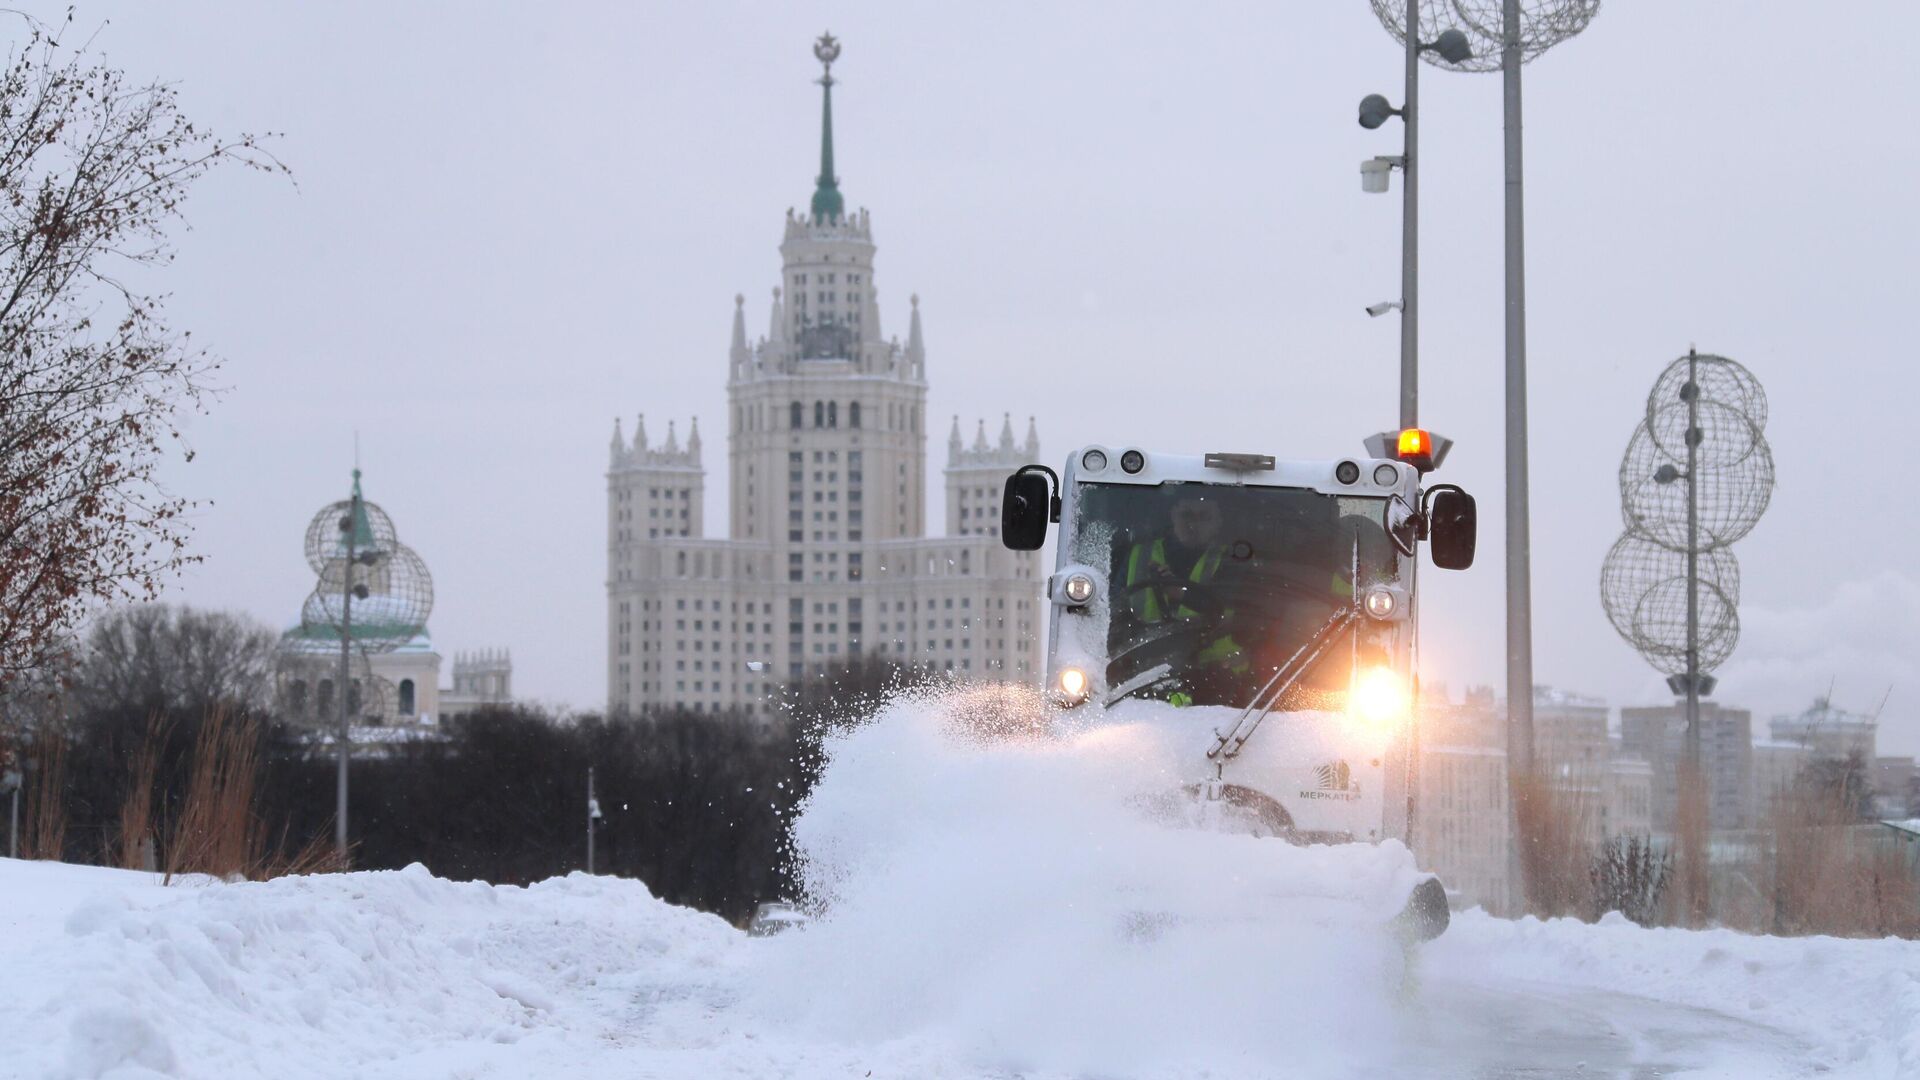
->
left=1000, top=432, right=1476, bottom=941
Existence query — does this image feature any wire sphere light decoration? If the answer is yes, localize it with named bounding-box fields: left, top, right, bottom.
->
left=1600, top=533, right=1741, bottom=676
left=303, top=498, right=397, bottom=576
left=1369, top=0, right=1600, bottom=71
left=296, top=483, right=433, bottom=655
left=1620, top=414, right=1774, bottom=552
left=300, top=543, right=434, bottom=653
left=1601, top=350, right=1772, bottom=688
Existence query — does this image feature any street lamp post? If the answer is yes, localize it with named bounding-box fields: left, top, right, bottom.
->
left=334, top=491, right=359, bottom=862
left=1359, top=26, right=1471, bottom=431
left=1370, top=0, right=1598, bottom=915
left=586, top=766, right=603, bottom=874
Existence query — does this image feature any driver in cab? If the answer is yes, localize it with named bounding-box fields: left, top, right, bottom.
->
left=1121, top=494, right=1250, bottom=702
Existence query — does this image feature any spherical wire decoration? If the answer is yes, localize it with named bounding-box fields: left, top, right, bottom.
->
left=301, top=540, right=433, bottom=654
left=1619, top=411, right=1774, bottom=551
left=1600, top=533, right=1741, bottom=676
left=1647, top=351, right=1768, bottom=436
left=1369, top=0, right=1600, bottom=72
left=1600, top=350, right=1772, bottom=682
left=304, top=499, right=398, bottom=576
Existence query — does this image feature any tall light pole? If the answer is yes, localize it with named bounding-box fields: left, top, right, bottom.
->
left=293, top=468, right=432, bottom=867
left=334, top=486, right=360, bottom=861
left=1604, top=350, right=1773, bottom=926
left=586, top=766, right=603, bottom=874
left=1370, top=0, right=1598, bottom=914
left=1359, top=24, right=1471, bottom=431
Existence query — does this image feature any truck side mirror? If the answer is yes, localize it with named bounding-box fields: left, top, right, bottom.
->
left=1427, top=487, right=1476, bottom=570
left=1002, top=468, right=1055, bottom=551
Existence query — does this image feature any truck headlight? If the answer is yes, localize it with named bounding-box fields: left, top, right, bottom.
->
left=1063, top=572, right=1096, bottom=605
left=1350, top=667, right=1409, bottom=727
left=1362, top=586, right=1408, bottom=621
left=1057, top=667, right=1090, bottom=705
left=1364, top=587, right=1397, bottom=619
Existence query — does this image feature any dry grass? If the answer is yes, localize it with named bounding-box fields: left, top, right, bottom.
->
left=116, top=712, right=168, bottom=871
left=1670, top=761, right=1711, bottom=928
left=1514, top=770, right=1595, bottom=919
left=21, top=726, right=69, bottom=860
left=162, top=708, right=343, bottom=882
left=1763, top=785, right=1920, bottom=938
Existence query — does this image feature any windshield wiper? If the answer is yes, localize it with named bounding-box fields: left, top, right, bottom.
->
left=1205, top=603, right=1357, bottom=764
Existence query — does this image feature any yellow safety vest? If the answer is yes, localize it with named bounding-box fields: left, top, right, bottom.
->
left=1126, top=539, right=1223, bottom=622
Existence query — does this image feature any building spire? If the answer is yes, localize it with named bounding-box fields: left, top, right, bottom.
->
left=810, top=33, right=844, bottom=223
left=906, top=292, right=924, bottom=356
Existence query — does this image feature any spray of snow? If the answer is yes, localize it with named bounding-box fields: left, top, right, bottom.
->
left=749, top=686, right=1427, bottom=1078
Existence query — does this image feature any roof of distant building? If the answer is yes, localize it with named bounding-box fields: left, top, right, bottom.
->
left=1530, top=685, right=1608, bottom=708
left=1772, top=696, right=1876, bottom=730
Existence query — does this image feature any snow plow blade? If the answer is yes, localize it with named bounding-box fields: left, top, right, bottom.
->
left=1391, top=875, right=1449, bottom=944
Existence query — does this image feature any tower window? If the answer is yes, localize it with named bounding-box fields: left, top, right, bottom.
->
left=849, top=401, right=861, bottom=428
left=815, top=401, right=825, bottom=428
left=790, top=401, right=803, bottom=428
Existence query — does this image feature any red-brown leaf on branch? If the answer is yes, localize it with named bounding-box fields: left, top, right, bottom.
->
left=1, top=14, right=287, bottom=685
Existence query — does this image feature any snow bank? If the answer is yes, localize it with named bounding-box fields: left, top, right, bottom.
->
left=0, top=859, right=737, bottom=1079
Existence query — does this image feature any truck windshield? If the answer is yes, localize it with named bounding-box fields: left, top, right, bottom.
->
left=1073, top=482, right=1399, bottom=709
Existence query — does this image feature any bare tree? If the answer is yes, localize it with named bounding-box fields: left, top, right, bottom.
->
left=0, top=14, right=286, bottom=685
left=72, top=604, right=279, bottom=719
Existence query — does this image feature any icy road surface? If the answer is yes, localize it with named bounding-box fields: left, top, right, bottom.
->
left=4, top=693, right=1916, bottom=1079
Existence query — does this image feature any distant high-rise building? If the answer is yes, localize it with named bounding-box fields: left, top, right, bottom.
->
left=1619, top=701, right=1755, bottom=832
left=606, top=37, right=1043, bottom=717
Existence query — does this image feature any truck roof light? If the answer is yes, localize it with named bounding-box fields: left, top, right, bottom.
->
left=1395, top=429, right=1437, bottom=472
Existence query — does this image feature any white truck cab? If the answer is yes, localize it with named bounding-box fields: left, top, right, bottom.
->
left=1000, top=437, right=1475, bottom=924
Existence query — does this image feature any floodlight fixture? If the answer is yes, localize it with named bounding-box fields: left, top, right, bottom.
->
left=1358, top=93, right=1401, bottom=130
left=1426, top=28, right=1473, bottom=64
left=1360, top=156, right=1401, bottom=194
left=1366, top=300, right=1404, bottom=317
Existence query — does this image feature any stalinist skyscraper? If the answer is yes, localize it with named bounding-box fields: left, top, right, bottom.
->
left=606, top=35, right=1042, bottom=717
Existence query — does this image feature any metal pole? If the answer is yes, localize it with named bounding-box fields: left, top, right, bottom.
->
left=8, top=785, right=17, bottom=859
left=334, top=487, right=358, bottom=862
left=1684, top=347, right=1701, bottom=772
left=1500, top=0, right=1536, bottom=914
left=1400, top=0, right=1420, bottom=430
left=586, top=765, right=596, bottom=875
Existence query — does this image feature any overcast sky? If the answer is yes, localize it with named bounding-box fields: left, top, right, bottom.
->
left=29, top=2, right=1920, bottom=753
